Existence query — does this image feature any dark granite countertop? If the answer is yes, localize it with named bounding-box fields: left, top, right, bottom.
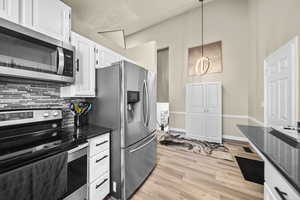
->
left=63, top=124, right=112, bottom=140
left=238, top=125, right=300, bottom=194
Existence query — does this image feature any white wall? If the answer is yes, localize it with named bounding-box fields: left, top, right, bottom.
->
left=248, top=0, right=300, bottom=123
left=125, top=41, right=157, bottom=73
left=126, top=0, right=250, bottom=137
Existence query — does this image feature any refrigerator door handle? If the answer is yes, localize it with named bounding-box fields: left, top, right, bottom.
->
left=129, top=134, right=156, bottom=153
left=143, top=80, right=146, bottom=126
left=145, top=80, right=150, bottom=126
left=143, top=80, right=149, bottom=127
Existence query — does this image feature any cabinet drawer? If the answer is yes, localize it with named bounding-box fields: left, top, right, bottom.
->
left=89, top=173, right=110, bottom=200
left=89, top=134, right=109, bottom=157
left=265, top=161, right=300, bottom=200
left=89, top=150, right=109, bottom=183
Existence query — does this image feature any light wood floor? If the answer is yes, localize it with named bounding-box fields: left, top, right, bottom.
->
left=131, top=140, right=264, bottom=200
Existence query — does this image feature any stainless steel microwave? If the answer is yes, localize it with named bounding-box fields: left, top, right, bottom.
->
left=0, top=18, right=75, bottom=83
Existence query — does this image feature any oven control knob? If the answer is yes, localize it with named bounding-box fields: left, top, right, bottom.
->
left=53, top=112, right=59, bottom=117
left=43, top=113, right=49, bottom=117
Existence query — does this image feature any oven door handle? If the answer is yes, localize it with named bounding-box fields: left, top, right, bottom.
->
left=68, top=143, right=88, bottom=154
left=57, top=47, right=65, bottom=75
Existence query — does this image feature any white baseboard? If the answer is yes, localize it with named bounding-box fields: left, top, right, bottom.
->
left=169, top=128, right=186, bottom=133
left=222, top=135, right=249, bottom=142
left=222, top=114, right=249, bottom=119
left=169, top=128, right=248, bottom=142
left=170, top=112, right=250, bottom=120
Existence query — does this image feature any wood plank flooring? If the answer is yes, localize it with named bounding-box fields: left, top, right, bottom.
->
left=131, top=140, right=264, bottom=200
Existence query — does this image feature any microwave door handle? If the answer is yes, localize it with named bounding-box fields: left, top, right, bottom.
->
left=57, top=47, right=65, bottom=75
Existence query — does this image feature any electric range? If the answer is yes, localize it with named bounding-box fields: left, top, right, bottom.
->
left=0, top=109, right=83, bottom=174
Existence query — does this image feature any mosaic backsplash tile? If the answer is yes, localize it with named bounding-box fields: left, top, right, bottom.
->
left=0, top=78, right=83, bottom=127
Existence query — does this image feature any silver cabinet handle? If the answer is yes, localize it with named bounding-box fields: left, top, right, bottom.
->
left=96, top=140, right=108, bottom=147
left=96, top=178, right=108, bottom=189
left=274, top=187, right=288, bottom=200
left=96, top=155, right=108, bottom=163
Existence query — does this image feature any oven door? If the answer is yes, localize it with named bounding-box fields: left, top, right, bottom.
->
left=64, top=143, right=88, bottom=200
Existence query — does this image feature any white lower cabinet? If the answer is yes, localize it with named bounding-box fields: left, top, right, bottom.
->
left=89, top=173, right=110, bottom=200
left=88, top=133, right=110, bottom=200
left=264, top=160, right=300, bottom=200
left=89, top=134, right=110, bottom=157
left=264, top=183, right=278, bottom=200
left=89, top=150, right=110, bottom=183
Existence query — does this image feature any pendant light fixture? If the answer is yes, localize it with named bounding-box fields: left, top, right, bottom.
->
left=196, top=0, right=210, bottom=75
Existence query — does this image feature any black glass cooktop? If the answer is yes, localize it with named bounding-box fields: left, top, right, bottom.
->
left=0, top=120, right=79, bottom=173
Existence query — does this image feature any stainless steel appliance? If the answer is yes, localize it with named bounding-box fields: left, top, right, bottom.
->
left=0, top=18, right=75, bottom=83
left=65, top=143, right=88, bottom=200
left=89, top=60, right=157, bottom=200
left=0, top=109, right=88, bottom=200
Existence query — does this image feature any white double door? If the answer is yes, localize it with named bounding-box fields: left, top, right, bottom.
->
left=186, top=82, right=222, bottom=143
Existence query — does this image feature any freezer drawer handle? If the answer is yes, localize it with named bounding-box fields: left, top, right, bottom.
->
left=96, top=178, right=108, bottom=189
left=130, top=135, right=156, bottom=153
left=96, top=140, right=108, bottom=147
left=274, top=187, right=288, bottom=200
left=96, top=155, right=108, bottom=163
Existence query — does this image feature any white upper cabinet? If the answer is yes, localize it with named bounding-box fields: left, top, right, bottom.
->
left=0, top=0, right=19, bottom=23
left=61, top=32, right=95, bottom=97
left=19, top=0, right=71, bottom=43
left=97, top=46, right=121, bottom=68
left=96, top=45, right=135, bottom=68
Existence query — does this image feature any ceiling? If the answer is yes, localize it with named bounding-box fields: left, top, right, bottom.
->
left=62, top=0, right=212, bottom=36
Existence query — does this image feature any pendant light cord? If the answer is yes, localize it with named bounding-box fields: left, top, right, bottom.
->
left=201, top=0, right=204, bottom=57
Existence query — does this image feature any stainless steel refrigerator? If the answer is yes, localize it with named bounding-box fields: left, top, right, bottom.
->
left=89, top=60, right=157, bottom=200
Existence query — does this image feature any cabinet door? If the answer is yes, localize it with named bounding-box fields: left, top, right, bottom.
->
left=0, top=0, right=19, bottom=23
left=186, top=113, right=206, bottom=140
left=264, top=184, right=278, bottom=200
left=206, top=83, right=221, bottom=114
left=99, top=47, right=119, bottom=68
left=186, top=83, right=206, bottom=113
left=205, top=115, right=222, bottom=143
left=73, top=33, right=95, bottom=97
left=185, top=82, right=222, bottom=143
left=22, top=0, right=71, bottom=43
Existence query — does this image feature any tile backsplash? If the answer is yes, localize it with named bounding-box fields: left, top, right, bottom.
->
left=0, top=78, right=82, bottom=127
